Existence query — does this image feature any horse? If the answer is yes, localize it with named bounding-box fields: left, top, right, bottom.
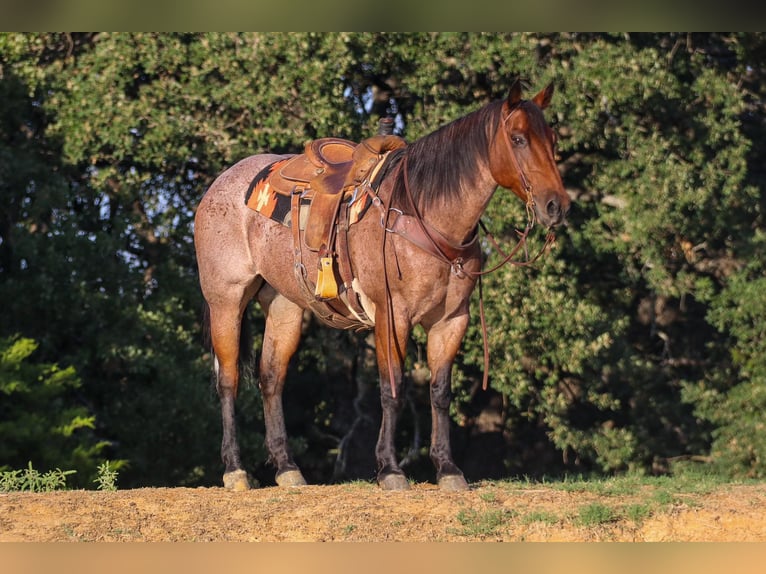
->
left=193, top=78, right=570, bottom=492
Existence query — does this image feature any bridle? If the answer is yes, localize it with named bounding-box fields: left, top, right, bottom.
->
left=387, top=102, right=556, bottom=276
left=375, top=102, right=558, bottom=397
left=475, top=103, right=557, bottom=275
left=500, top=103, right=538, bottom=227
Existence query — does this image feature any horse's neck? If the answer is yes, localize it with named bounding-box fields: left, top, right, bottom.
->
left=409, top=120, right=499, bottom=246
left=431, top=164, right=497, bottom=246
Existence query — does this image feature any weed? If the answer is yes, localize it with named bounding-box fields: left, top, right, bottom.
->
left=94, top=461, right=119, bottom=491
left=0, top=461, right=76, bottom=492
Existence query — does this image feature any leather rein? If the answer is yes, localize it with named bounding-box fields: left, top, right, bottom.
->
left=378, top=103, right=556, bottom=396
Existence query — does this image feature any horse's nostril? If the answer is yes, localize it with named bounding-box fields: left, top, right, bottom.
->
left=546, top=199, right=561, bottom=219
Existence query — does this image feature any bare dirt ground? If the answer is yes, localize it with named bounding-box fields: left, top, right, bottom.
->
left=2, top=481, right=766, bottom=542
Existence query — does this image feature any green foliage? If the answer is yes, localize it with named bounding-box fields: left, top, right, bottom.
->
left=456, top=32, right=765, bottom=477
left=1, top=33, right=765, bottom=486
left=0, top=336, right=105, bottom=486
left=0, top=461, right=76, bottom=492
left=686, top=255, right=766, bottom=478
left=94, top=460, right=119, bottom=491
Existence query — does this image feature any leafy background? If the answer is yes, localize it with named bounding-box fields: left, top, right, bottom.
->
left=1, top=33, right=764, bottom=488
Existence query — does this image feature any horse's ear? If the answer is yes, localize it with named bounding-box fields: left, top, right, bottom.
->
left=532, top=82, right=554, bottom=110
left=507, top=78, right=523, bottom=106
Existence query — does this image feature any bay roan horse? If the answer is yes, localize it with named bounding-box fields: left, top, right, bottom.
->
left=194, top=79, right=570, bottom=492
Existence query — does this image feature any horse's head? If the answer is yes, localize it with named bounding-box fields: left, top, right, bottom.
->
left=489, top=79, right=570, bottom=229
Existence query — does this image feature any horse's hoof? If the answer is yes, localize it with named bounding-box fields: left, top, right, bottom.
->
left=438, top=474, right=469, bottom=492
left=379, top=473, right=410, bottom=491
left=223, top=469, right=252, bottom=491
left=276, top=469, right=307, bottom=487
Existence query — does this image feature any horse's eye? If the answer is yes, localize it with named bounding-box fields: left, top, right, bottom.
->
left=511, top=135, right=526, bottom=147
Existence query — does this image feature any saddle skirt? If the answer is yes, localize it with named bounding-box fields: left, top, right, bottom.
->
left=244, top=156, right=371, bottom=237
left=245, top=135, right=406, bottom=249
left=243, top=135, right=406, bottom=331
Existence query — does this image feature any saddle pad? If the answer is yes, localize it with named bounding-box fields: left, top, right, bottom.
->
left=245, top=159, right=372, bottom=229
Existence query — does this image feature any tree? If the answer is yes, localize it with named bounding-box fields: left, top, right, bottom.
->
left=1, top=32, right=764, bottom=485
left=0, top=336, right=104, bottom=486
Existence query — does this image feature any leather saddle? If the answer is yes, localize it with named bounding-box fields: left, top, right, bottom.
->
left=269, top=134, right=406, bottom=251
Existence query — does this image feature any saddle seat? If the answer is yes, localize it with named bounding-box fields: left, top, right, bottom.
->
left=246, top=132, right=405, bottom=310
left=270, top=135, right=406, bottom=199
left=269, top=134, right=406, bottom=251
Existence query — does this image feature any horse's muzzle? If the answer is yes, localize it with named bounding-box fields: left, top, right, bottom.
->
left=539, top=195, right=570, bottom=228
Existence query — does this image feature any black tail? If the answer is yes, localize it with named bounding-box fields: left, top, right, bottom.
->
left=201, top=300, right=212, bottom=351
left=238, top=303, right=256, bottom=387
left=201, top=300, right=256, bottom=390
left=201, top=301, right=217, bottom=393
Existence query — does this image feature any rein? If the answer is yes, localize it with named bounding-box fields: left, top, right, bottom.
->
left=379, top=106, right=556, bottom=395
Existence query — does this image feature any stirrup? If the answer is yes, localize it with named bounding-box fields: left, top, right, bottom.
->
left=315, top=256, right=339, bottom=300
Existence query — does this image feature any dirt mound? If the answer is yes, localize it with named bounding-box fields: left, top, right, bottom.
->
left=2, top=482, right=765, bottom=542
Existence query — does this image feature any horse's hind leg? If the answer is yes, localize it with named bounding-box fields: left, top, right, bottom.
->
left=208, top=298, right=252, bottom=491
left=258, top=290, right=307, bottom=487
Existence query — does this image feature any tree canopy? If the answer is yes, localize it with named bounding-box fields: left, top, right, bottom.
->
left=1, top=32, right=764, bottom=487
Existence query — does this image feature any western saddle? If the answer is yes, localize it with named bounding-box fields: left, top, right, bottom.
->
left=269, top=135, right=404, bottom=248
left=261, top=132, right=406, bottom=327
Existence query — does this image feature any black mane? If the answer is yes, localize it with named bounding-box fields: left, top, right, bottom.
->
left=390, top=99, right=504, bottom=213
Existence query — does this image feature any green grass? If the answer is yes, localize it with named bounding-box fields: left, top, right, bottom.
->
left=454, top=508, right=514, bottom=537
left=651, top=489, right=677, bottom=507
left=546, top=469, right=739, bottom=497
left=477, top=470, right=760, bottom=529
left=478, top=490, right=497, bottom=503
left=624, top=503, right=653, bottom=522
left=575, top=502, right=617, bottom=526
left=342, top=479, right=376, bottom=492
left=491, top=469, right=747, bottom=501
left=521, top=510, right=560, bottom=525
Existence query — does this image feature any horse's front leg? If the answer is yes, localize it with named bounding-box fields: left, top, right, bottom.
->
left=258, top=292, right=307, bottom=487
left=373, top=311, right=411, bottom=490
left=426, top=315, right=470, bottom=491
